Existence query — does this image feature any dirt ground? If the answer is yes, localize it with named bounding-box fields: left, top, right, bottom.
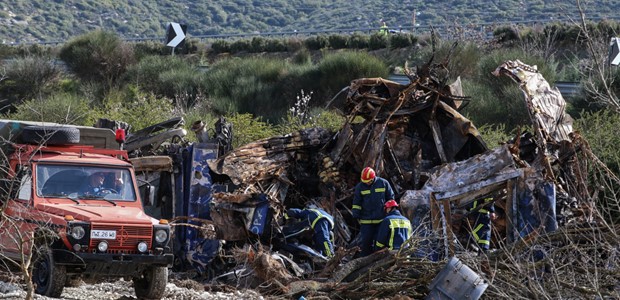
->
left=0, top=275, right=264, bottom=300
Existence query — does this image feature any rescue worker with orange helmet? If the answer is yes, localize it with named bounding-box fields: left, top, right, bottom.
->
left=352, top=167, right=395, bottom=256
left=375, top=200, right=412, bottom=251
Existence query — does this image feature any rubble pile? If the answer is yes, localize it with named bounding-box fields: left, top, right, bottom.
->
left=198, top=57, right=619, bottom=299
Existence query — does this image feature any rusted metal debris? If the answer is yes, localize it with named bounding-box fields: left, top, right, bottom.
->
left=196, top=58, right=619, bottom=299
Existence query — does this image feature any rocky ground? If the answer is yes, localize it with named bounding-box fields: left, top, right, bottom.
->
left=0, top=277, right=264, bottom=300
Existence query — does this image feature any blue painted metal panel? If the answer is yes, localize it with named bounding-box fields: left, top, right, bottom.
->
left=181, top=143, right=221, bottom=274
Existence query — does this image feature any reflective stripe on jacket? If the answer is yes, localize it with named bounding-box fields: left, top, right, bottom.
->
left=469, top=197, right=495, bottom=214
left=375, top=210, right=412, bottom=250
left=285, top=208, right=334, bottom=230
left=352, top=176, right=395, bottom=222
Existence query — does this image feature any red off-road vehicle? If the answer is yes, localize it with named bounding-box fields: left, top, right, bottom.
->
left=0, top=121, right=172, bottom=299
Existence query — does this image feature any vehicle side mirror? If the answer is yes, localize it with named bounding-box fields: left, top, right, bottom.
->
left=144, top=184, right=156, bottom=207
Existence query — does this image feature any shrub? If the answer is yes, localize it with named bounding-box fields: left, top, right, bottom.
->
left=368, top=33, right=389, bottom=50
left=97, top=86, right=175, bottom=131
left=5, top=92, right=97, bottom=126
left=123, top=55, right=201, bottom=102
left=389, top=33, right=414, bottom=49
left=462, top=48, right=558, bottom=130
left=286, top=37, right=304, bottom=52
left=203, top=57, right=290, bottom=122
left=347, top=33, right=370, bottom=49
left=265, top=38, right=288, bottom=52
left=211, top=40, right=231, bottom=54
left=0, top=56, right=62, bottom=108
left=328, top=34, right=348, bottom=49
left=250, top=37, right=267, bottom=53
left=477, top=124, right=512, bottom=149
left=230, top=39, right=252, bottom=53
left=133, top=41, right=168, bottom=59
left=493, top=26, right=520, bottom=45
left=304, top=35, right=329, bottom=50
left=59, top=30, right=135, bottom=87
left=316, top=51, right=388, bottom=106
left=225, top=113, right=276, bottom=148
left=291, top=48, right=311, bottom=65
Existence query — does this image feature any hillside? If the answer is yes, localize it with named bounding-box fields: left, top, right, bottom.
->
left=1, top=0, right=619, bottom=44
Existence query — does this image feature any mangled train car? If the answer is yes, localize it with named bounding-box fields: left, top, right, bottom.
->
left=117, top=56, right=619, bottom=298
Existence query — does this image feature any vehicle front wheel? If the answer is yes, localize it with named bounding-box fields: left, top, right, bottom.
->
left=33, top=246, right=66, bottom=298
left=133, top=266, right=168, bottom=300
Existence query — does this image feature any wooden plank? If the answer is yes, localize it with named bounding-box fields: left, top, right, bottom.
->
left=429, top=119, right=448, bottom=163
left=442, top=198, right=455, bottom=256
left=434, top=169, right=523, bottom=202
left=505, top=179, right=516, bottom=244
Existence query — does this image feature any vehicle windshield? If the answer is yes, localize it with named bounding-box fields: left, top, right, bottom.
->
left=35, top=164, right=137, bottom=202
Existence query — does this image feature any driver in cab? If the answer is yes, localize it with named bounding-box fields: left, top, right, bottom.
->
left=80, top=172, right=121, bottom=196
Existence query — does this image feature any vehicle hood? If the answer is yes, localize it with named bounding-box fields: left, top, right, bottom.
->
left=37, top=203, right=155, bottom=224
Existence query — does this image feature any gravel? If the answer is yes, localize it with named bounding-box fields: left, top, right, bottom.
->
left=0, top=279, right=264, bottom=300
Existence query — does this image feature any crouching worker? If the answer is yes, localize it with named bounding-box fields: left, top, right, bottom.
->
left=375, top=200, right=412, bottom=251
left=285, top=206, right=335, bottom=258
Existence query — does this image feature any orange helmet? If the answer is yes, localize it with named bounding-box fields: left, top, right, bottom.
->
left=361, top=167, right=376, bottom=184
left=384, top=200, right=399, bottom=209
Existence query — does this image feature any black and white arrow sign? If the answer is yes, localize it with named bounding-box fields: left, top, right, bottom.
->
left=610, top=37, right=620, bottom=66
left=166, top=22, right=187, bottom=48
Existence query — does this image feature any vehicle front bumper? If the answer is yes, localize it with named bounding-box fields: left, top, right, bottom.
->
left=53, top=250, right=173, bottom=276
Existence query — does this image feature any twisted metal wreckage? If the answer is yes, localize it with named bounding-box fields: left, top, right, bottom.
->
left=127, top=58, right=620, bottom=299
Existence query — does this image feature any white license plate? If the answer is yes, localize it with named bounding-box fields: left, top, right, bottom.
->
left=90, top=230, right=116, bottom=240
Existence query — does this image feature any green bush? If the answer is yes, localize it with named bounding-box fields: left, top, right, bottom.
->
left=133, top=41, right=168, bottom=59
left=291, top=48, right=311, bottom=65
left=462, top=48, right=558, bottom=130
left=0, top=56, right=62, bottom=108
left=230, top=39, right=252, bottom=53
left=59, top=30, right=135, bottom=87
left=286, top=37, right=304, bottom=52
left=477, top=124, right=512, bottom=149
left=123, top=55, right=201, bottom=103
left=304, top=35, right=329, bottom=50
left=493, top=26, right=520, bottom=45
left=211, top=40, right=231, bottom=54
left=5, top=92, right=97, bottom=126
left=316, top=51, right=388, bottom=105
left=98, top=86, right=175, bottom=131
left=225, top=113, right=276, bottom=148
left=389, top=33, right=414, bottom=49
left=328, top=34, right=348, bottom=49
left=250, top=37, right=267, bottom=53
left=203, top=57, right=291, bottom=122
left=265, top=38, right=288, bottom=52
left=368, top=33, right=389, bottom=50
left=575, top=110, right=620, bottom=175
left=347, top=33, right=370, bottom=49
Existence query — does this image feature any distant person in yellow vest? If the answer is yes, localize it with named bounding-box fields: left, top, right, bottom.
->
left=379, top=21, right=389, bottom=35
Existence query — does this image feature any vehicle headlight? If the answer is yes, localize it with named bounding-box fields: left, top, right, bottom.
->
left=70, top=226, right=86, bottom=240
left=97, top=241, right=108, bottom=252
left=137, top=241, right=148, bottom=253
left=154, top=229, right=168, bottom=243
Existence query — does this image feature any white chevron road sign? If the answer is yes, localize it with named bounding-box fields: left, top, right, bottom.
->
left=166, top=22, right=187, bottom=48
left=610, top=37, right=620, bottom=66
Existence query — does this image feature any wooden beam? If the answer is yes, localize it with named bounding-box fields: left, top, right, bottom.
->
left=429, top=119, right=449, bottom=163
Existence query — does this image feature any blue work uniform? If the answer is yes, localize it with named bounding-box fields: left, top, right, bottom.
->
left=352, top=177, right=395, bottom=256
left=375, top=210, right=412, bottom=251
left=468, top=197, right=495, bottom=251
left=286, top=208, right=335, bottom=257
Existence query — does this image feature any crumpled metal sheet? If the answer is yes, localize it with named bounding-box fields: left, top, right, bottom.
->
left=208, top=127, right=332, bottom=185
left=400, top=145, right=521, bottom=213
left=492, top=60, right=574, bottom=143
left=327, top=74, right=487, bottom=192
